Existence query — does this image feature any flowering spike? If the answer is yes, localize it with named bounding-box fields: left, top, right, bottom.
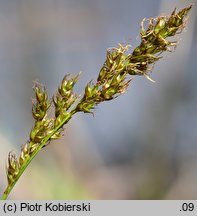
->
left=1, top=5, right=192, bottom=200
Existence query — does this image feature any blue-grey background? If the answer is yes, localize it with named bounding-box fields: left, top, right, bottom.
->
left=0, top=0, right=196, bottom=199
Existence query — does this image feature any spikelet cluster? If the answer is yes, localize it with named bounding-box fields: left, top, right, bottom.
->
left=7, top=83, right=52, bottom=184
left=128, top=5, right=192, bottom=79
left=5, top=5, right=192, bottom=188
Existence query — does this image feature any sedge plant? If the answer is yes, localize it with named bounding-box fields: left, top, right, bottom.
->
left=0, top=5, right=192, bottom=200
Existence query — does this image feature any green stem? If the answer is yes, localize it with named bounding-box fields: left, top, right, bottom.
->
left=1, top=5, right=192, bottom=200
left=1, top=109, right=76, bottom=200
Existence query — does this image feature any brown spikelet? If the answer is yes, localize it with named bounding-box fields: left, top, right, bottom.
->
left=2, top=5, right=192, bottom=200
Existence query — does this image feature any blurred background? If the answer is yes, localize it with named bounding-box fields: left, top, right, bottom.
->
left=0, top=0, right=197, bottom=199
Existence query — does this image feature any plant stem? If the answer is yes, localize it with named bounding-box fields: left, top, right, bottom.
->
left=0, top=5, right=192, bottom=200
left=1, top=109, right=76, bottom=200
